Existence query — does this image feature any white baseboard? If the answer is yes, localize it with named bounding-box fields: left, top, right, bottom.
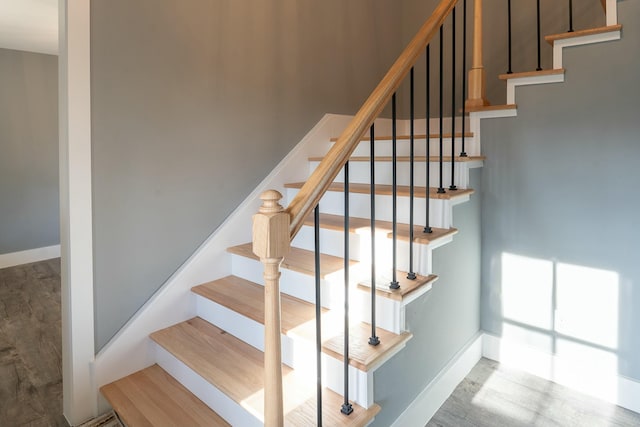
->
left=483, top=333, right=640, bottom=415
left=391, top=332, right=483, bottom=427
left=0, top=245, right=61, bottom=269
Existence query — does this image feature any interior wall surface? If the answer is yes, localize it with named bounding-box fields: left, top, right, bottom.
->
left=90, top=0, right=406, bottom=350
left=480, top=0, right=640, bottom=381
left=0, top=48, right=59, bottom=255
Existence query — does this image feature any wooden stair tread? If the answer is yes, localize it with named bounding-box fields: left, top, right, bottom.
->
left=358, top=273, right=439, bottom=302
left=545, top=24, right=622, bottom=45
left=192, top=275, right=319, bottom=334
left=330, top=132, right=473, bottom=142
left=227, top=243, right=357, bottom=278
left=289, top=313, right=412, bottom=372
left=499, top=68, right=565, bottom=80
left=309, top=155, right=485, bottom=163
left=100, top=364, right=230, bottom=427
left=285, top=181, right=475, bottom=200
left=465, top=103, right=517, bottom=113
left=151, top=318, right=379, bottom=426
left=193, top=276, right=409, bottom=371
left=302, top=213, right=458, bottom=245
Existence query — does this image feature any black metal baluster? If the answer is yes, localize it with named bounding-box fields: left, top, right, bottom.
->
left=424, top=45, right=433, bottom=234
left=537, top=0, right=542, bottom=71
left=461, top=0, right=468, bottom=158
left=369, top=124, right=380, bottom=346
left=341, top=162, right=353, bottom=416
left=314, top=205, right=323, bottom=426
left=408, top=68, right=417, bottom=280
left=390, top=94, right=400, bottom=290
left=438, top=25, right=446, bottom=194
left=450, top=7, right=458, bottom=191
left=507, top=0, right=513, bottom=74
left=568, top=0, right=574, bottom=32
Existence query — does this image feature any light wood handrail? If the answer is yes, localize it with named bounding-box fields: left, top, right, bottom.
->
left=286, top=0, right=460, bottom=239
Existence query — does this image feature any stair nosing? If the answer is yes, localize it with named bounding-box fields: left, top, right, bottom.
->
left=499, top=68, right=565, bottom=80
left=308, top=155, right=486, bottom=162
left=330, top=132, right=474, bottom=143
left=284, top=182, right=475, bottom=200
left=545, top=24, right=622, bottom=44
left=300, top=212, right=458, bottom=246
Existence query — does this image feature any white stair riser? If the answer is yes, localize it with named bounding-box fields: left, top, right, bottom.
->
left=293, top=225, right=436, bottom=275
left=311, top=160, right=469, bottom=189
left=155, top=344, right=262, bottom=427
left=231, top=253, right=357, bottom=310
left=194, top=294, right=374, bottom=408
left=347, top=137, right=476, bottom=158
left=286, top=188, right=456, bottom=229
left=230, top=254, right=412, bottom=334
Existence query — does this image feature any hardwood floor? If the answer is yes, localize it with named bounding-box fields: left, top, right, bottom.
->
left=428, top=358, right=640, bottom=427
left=0, top=259, right=69, bottom=427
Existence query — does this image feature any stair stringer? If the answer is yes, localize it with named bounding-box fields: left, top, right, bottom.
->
left=92, top=113, right=381, bottom=412
left=502, top=4, right=620, bottom=107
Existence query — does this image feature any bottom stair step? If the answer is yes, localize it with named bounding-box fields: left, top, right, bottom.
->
left=100, top=364, right=230, bottom=427
left=151, top=317, right=380, bottom=426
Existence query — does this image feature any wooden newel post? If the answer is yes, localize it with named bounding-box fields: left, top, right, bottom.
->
left=466, top=0, right=490, bottom=108
left=252, top=190, right=290, bottom=427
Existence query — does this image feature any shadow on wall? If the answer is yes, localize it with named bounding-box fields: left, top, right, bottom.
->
left=489, top=251, right=632, bottom=404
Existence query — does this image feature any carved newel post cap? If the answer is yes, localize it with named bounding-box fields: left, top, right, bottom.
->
left=253, top=190, right=290, bottom=260
left=259, top=190, right=284, bottom=214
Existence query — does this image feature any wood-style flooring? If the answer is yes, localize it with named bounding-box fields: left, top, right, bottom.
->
left=428, top=358, right=640, bottom=427
left=0, top=259, right=69, bottom=427
left=3, top=260, right=639, bottom=427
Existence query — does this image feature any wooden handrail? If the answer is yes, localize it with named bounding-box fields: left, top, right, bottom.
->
left=286, top=0, right=460, bottom=239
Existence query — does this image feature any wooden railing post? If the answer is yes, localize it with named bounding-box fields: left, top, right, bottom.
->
left=252, top=190, right=290, bottom=427
left=466, top=0, right=490, bottom=108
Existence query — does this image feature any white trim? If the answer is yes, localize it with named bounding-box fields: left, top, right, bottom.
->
left=59, top=0, right=96, bottom=424
left=0, top=245, right=61, bottom=269
left=482, top=333, right=640, bottom=415
left=506, top=72, right=565, bottom=105
left=469, top=108, right=517, bottom=120
left=391, top=332, right=483, bottom=427
left=553, top=31, right=621, bottom=69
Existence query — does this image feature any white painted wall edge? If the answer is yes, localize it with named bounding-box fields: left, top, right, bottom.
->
left=93, top=114, right=404, bottom=412
left=483, top=333, right=640, bottom=415
left=390, top=332, right=483, bottom=427
left=0, top=245, right=61, bottom=269
left=59, top=0, right=96, bottom=425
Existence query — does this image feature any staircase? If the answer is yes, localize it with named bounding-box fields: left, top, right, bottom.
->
left=101, top=126, right=479, bottom=426
left=98, top=0, right=623, bottom=425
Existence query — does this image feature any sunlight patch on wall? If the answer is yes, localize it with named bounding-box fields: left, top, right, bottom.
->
left=497, top=252, right=621, bottom=403
left=501, top=252, right=553, bottom=330
left=555, top=262, right=619, bottom=349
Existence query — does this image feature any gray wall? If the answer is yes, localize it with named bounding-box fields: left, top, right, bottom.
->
left=481, top=0, right=640, bottom=381
left=373, top=169, right=482, bottom=426
left=90, top=0, right=405, bottom=350
left=0, top=48, right=59, bottom=255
